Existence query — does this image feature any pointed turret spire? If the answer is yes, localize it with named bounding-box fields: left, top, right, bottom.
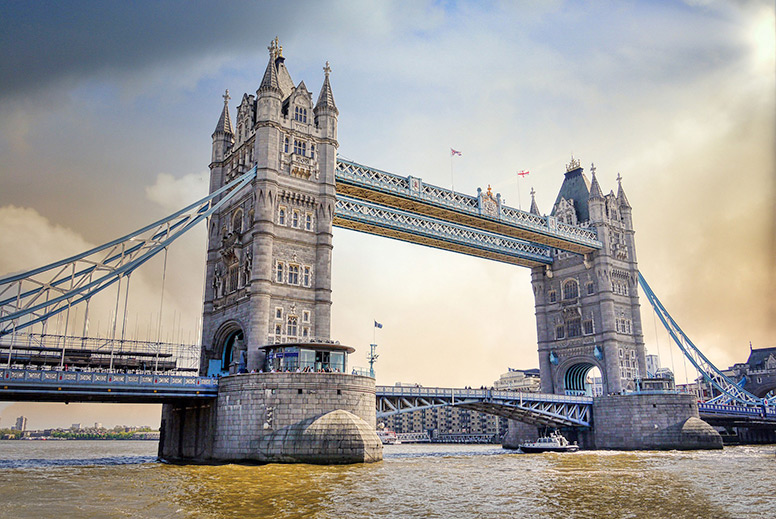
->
left=616, top=172, right=631, bottom=208
left=588, top=162, right=604, bottom=200
left=529, top=187, right=541, bottom=216
left=259, top=40, right=281, bottom=94
left=213, top=89, right=234, bottom=135
left=315, top=61, right=338, bottom=114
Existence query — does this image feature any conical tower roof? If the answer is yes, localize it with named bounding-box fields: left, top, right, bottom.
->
left=213, top=90, right=234, bottom=136
left=588, top=163, right=604, bottom=200
left=529, top=187, right=541, bottom=216
left=259, top=40, right=281, bottom=94
left=315, top=61, right=338, bottom=114
left=617, top=173, right=631, bottom=208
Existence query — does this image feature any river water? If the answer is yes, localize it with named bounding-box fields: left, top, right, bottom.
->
left=0, top=440, right=773, bottom=518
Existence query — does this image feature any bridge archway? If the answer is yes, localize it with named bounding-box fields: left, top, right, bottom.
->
left=208, top=321, right=245, bottom=376
left=558, top=359, right=604, bottom=397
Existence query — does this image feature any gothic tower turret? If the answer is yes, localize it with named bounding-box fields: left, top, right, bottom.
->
left=532, top=159, right=645, bottom=396
left=199, top=39, right=340, bottom=374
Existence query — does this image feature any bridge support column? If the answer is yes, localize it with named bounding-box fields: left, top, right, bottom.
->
left=591, top=393, right=722, bottom=450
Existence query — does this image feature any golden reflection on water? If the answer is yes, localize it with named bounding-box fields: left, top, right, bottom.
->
left=1, top=442, right=774, bottom=519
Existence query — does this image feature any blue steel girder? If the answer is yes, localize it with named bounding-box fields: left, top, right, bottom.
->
left=375, top=386, right=592, bottom=428
left=335, top=159, right=601, bottom=254
left=334, top=196, right=552, bottom=268
left=638, top=272, right=768, bottom=408
left=0, top=167, right=257, bottom=337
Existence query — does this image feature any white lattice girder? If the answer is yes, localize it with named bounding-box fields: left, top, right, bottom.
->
left=335, top=159, right=601, bottom=254
left=334, top=196, right=552, bottom=267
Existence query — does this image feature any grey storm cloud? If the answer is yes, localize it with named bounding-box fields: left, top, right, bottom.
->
left=0, top=0, right=318, bottom=99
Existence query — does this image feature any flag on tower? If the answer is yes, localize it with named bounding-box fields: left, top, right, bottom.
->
left=374, top=320, right=383, bottom=329
left=450, top=148, right=462, bottom=157
left=518, top=170, right=530, bottom=177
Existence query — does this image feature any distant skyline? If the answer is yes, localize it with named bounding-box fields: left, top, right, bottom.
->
left=1, top=1, right=774, bottom=429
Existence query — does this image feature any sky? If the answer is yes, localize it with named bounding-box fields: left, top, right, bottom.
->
left=0, top=0, right=774, bottom=429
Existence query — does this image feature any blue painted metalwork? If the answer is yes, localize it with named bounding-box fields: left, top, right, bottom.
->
left=375, top=385, right=592, bottom=428
left=638, top=272, right=768, bottom=408
left=0, top=167, right=257, bottom=337
left=335, top=158, right=602, bottom=252
left=334, top=196, right=552, bottom=266
left=0, top=367, right=218, bottom=403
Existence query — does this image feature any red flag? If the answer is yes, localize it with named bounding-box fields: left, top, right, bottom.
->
left=450, top=148, right=462, bottom=157
left=518, top=170, right=530, bottom=177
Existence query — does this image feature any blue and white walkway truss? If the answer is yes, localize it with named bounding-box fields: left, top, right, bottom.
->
left=334, top=196, right=553, bottom=267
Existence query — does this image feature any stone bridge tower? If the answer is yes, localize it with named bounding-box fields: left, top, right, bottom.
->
left=200, top=39, right=339, bottom=375
left=532, top=158, right=645, bottom=395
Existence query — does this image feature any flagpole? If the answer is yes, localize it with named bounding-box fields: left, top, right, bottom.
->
left=516, top=171, right=522, bottom=210
left=450, top=153, right=455, bottom=192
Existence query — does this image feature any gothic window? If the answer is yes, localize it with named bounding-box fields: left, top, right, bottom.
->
left=303, top=266, right=311, bottom=287
left=563, top=280, right=578, bottom=300
left=301, top=141, right=307, bottom=156
left=228, top=263, right=239, bottom=292
left=232, top=210, right=243, bottom=234
left=567, top=318, right=582, bottom=338
left=292, top=210, right=300, bottom=228
left=275, top=307, right=283, bottom=320
left=287, top=316, right=298, bottom=337
left=583, top=320, right=594, bottom=335
left=302, top=327, right=309, bottom=338
left=549, top=290, right=557, bottom=303
left=310, top=144, right=315, bottom=159
left=293, top=139, right=307, bottom=155
left=276, top=262, right=284, bottom=283
left=305, top=213, right=313, bottom=231
left=275, top=324, right=282, bottom=335
left=302, top=310, right=310, bottom=323
left=284, top=136, right=289, bottom=153
left=288, top=264, right=300, bottom=285
left=556, top=325, right=565, bottom=340
left=278, top=207, right=286, bottom=225
left=294, top=106, right=308, bottom=123
left=586, top=282, right=594, bottom=295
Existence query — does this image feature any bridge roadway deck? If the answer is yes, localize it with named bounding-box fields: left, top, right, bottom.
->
left=376, top=386, right=594, bottom=428
left=0, top=368, right=218, bottom=403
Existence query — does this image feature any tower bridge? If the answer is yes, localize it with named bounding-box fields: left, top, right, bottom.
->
left=1, top=39, right=769, bottom=459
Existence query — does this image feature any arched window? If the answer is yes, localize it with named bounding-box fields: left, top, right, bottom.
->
left=232, top=210, right=243, bottom=234
left=305, top=213, right=312, bottom=231
left=278, top=207, right=286, bottom=225
left=275, top=262, right=284, bottom=283
left=284, top=136, right=289, bottom=153
left=287, top=316, right=298, bottom=337
left=563, top=280, right=579, bottom=300
left=292, top=210, right=299, bottom=228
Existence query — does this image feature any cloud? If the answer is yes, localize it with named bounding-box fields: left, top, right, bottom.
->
left=145, top=171, right=209, bottom=211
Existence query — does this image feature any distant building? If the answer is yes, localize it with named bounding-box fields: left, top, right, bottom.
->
left=645, top=354, right=660, bottom=377
left=731, top=346, right=776, bottom=398
left=381, top=405, right=508, bottom=441
left=94, top=422, right=102, bottom=429
left=13, top=416, right=27, bottom=432
left=71, top=423, right=82, bottom=430
left=493, top=368, right=541, bottom=392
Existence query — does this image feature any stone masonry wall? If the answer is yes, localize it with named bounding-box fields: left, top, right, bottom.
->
left=212, top=372, right=376, bottom=460
left=592, top=393, right=722, bottom=450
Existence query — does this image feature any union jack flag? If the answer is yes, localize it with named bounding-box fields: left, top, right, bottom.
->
left=450, top=148, right=462, bottom=157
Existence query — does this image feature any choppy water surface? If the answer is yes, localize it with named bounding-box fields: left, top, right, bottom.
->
left=0, top=440, right=773, bottom=518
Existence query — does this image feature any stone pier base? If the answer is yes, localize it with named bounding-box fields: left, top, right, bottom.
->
left=159, top=372, right=383, bottom=464
left=591, top=393, right=722, bottom=450
left=502, top=392, right=722, bottom=451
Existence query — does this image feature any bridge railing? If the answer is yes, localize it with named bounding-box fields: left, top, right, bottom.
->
left=698, top=402, right=775, bottom=418
left=375, top=385, right=593, bottom=404
left=1, top=367, right=218, bottom=391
